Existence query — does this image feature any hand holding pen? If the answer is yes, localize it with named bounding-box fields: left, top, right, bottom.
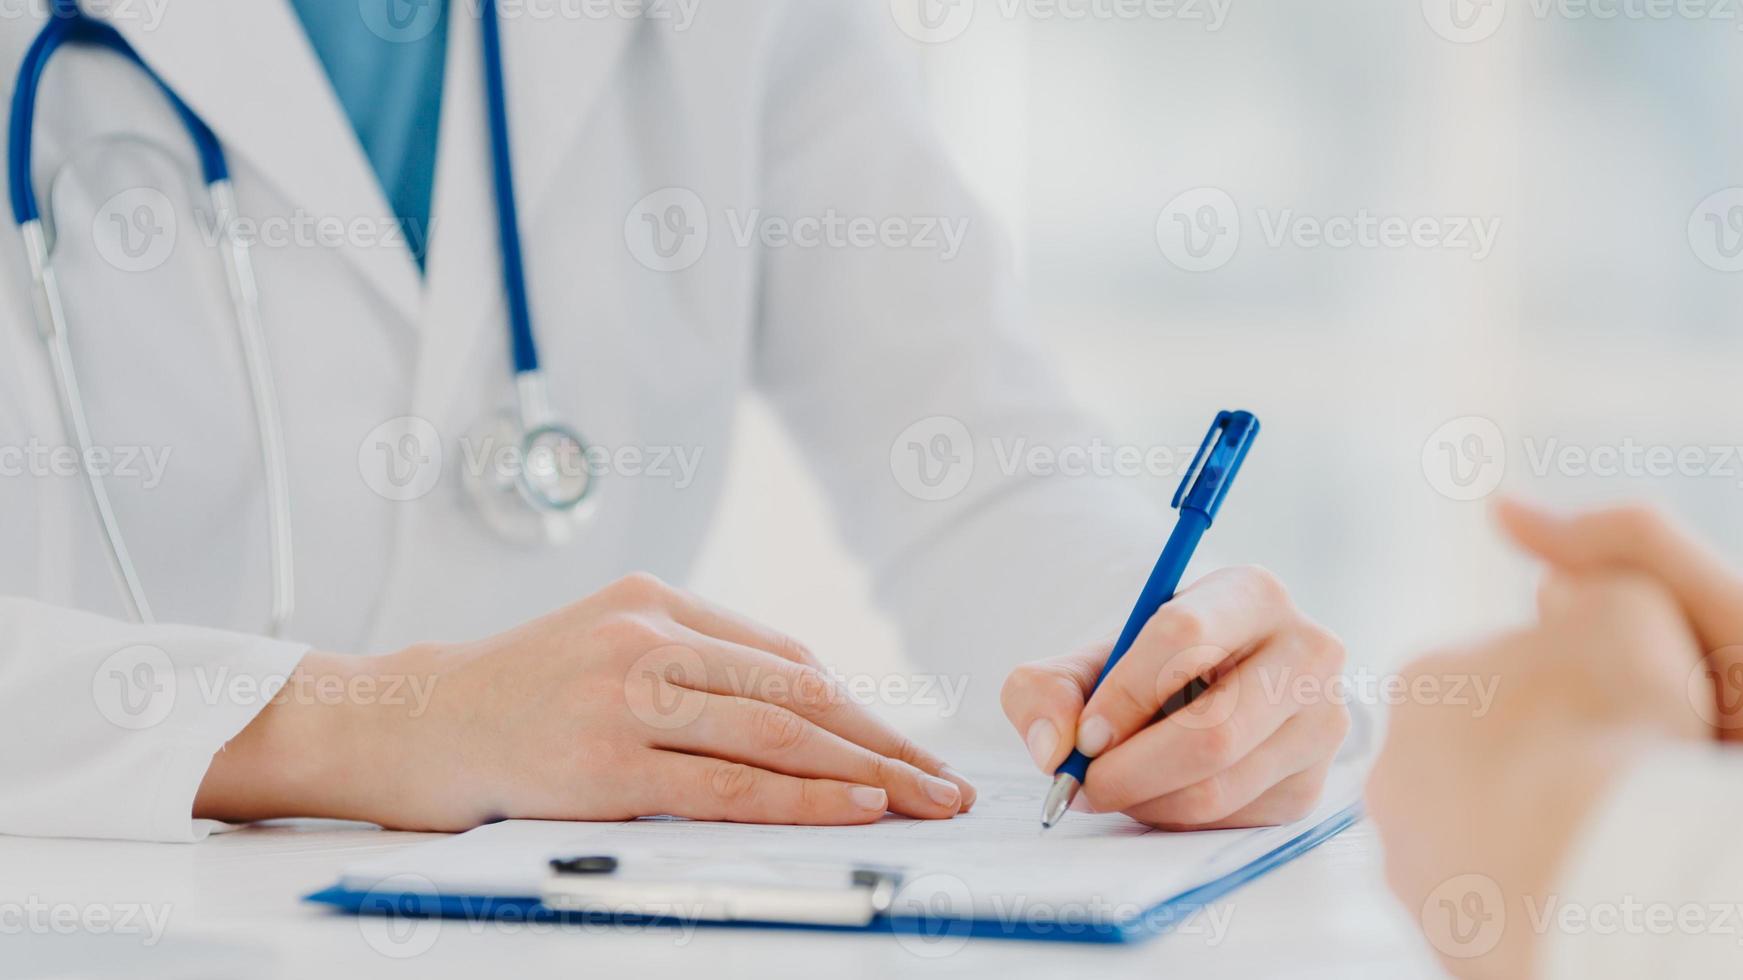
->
left=996, top=412, right=1351, bottom=832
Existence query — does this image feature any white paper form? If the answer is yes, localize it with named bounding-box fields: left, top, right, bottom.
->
left=339, top=751, right=1364, bottom=923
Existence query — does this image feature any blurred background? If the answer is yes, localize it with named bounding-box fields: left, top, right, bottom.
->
left=695, top=0, right=1743, bottom=734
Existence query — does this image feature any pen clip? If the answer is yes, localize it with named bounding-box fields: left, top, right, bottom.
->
left=1171, top=410, right=1260, bottom=522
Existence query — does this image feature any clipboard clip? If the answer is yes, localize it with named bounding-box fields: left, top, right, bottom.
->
left=542, top=853, right=904, bottom=928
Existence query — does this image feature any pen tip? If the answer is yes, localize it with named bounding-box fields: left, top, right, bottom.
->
left=1039, top=772, right=1080, bottom=832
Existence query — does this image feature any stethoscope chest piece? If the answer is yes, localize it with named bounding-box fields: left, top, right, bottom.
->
left=460, top=393, right=599, bottom=547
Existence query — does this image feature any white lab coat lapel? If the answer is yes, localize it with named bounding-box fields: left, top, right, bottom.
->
left=100, top=0, right=423, bottom=327
left=413, top=6, right=641, bottom=422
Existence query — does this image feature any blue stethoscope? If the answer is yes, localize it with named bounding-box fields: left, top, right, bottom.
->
left=9, top=0, right=596, bottom=636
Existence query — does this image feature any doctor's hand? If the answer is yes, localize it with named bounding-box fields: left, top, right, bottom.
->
left=999, top=566, right=1349, bottom=830
left=196, top=574, right=975, bottom=832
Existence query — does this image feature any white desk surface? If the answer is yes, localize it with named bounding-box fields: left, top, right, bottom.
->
left=0, top=815, right=1446, bottom=979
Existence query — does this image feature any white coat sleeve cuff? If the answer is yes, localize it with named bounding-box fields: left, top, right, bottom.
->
left=1539, top=742, right=1743, bottom=980
left=0, top=598, right=311, bottom=843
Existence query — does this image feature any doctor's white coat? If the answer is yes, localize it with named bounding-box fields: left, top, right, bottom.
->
left=0, top=0, right=1171, bottom=841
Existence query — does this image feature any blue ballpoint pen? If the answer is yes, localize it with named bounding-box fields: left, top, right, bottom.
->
left=1040, top=410, right=1261, bottom=830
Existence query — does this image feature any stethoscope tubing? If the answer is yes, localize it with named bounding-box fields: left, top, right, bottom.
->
left=9, top=11, right=227, bottom=225
left=9, top=6, right=294, bottom=634
left=478, top=0, right=541, bottom=381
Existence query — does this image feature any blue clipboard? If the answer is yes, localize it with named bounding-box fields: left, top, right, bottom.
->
left=305, top=801, right=1362, bottom=945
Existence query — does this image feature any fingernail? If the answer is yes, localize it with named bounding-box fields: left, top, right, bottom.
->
left=850, top=786, right=888, bottom=812
left=941, top=766, right=977, bottom=810
left=1078, top=717, right=1113, bottom=757
left=1025, top=720, right=1058, bottom=771
left=923, top=776, right=961, bottom=807
left=1069, top=795, right=1098, bottom=814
